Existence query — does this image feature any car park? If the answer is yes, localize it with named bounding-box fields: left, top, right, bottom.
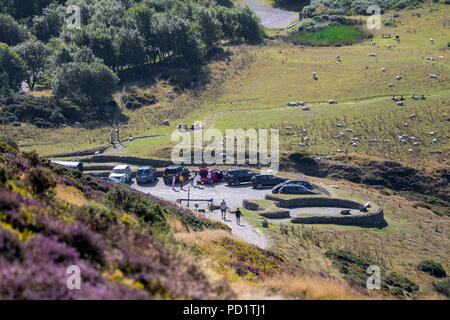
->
left=136, top=166, right=157, bottom=184
left=109, top=165, right=132, bottom=183
left=163, top=165, right=189, bottom=184
left=278, top=184, right=320, bottom=195
left=225, top=168, right=256, bottom=186
left=251, top=175, right=286, bottom=189
left=272, top=179, right=314, bottom=194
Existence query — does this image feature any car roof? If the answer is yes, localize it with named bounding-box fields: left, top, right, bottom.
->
left=228, top=168, right=251, bottom=171
left=282, top=184, right=307, bottom=188
left=286, top=179, right=311, bottom=183
left=138, top=166, right=152, bottom=170
left=113, top=165, right=129, bottom=169
left=166, top=165, right=182, bottom=169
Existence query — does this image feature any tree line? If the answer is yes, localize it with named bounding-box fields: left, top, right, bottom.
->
left=0, top=0, right=264, bottom=121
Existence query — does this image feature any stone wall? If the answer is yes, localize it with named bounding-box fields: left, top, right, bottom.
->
left=291, top=209, right=386, bottom=228
left=265, top=195, right=364, bottom=210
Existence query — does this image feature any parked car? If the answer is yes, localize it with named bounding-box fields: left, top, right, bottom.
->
left=163, top=165, right=189, bottom=184
left=251, top=175, right=286, bottom=189
left=51, top=160, right=83, bottom=172
left=225, top=168, right=256, bottom=186
left=136, top=166, right=157, bottom=184
left=272, top=179, right=314, bottom=194
left=103, top=177, right=122, bottom=184
left=109, top=165, right=132, bottom=183
left=278, top=184, right=320, bottom=195
left=199, top=166, right=223, bottom=184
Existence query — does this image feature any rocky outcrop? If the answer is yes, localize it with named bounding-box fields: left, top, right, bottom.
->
left=291, top=209, right=386, bottom=228
left=243, top=200, right=266, bottom=211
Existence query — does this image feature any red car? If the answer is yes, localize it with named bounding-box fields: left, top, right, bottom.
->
left=199, top=167, right=224, bottom=184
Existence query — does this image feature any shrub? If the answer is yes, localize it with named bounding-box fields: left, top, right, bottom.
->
left=26, top=167, right=56, bottom=196
left=418, top=260, right=446, bottom=278
left=385, top=272, right=419, bottom=293
left=433, top=279, right=450, bottom=297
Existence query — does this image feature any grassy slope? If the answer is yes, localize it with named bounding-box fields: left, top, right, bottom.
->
left=8, top=3, right=449, bottom=165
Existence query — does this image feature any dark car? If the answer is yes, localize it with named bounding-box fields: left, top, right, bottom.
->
left=163, top=165, right=189, bottom=184
left=278, top=184, right=320, bottom=195
left=272, top=179, right=314, bottom=194
left=136, top=166, right=157, bottom=184
left=251, top=175, right=286, bottom=189
left=225, top=168, right=256, bottom=186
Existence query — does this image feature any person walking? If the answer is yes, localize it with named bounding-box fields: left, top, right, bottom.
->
left=234, top=208, right=242, bottom=226
left=190, top=171, right=195, bottom=188
left=172, top=175, right=176, bottom=190
left=179, top=174, right=184, bottom=190
left=220, top=199, right=227, bottom=220
left=207, top=170, right=212, bottom=184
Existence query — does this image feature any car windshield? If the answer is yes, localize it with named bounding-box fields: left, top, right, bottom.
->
left=165, top=168, right=178, bottom=174
left=138, top=170, right=149, bottom=174
left=112, top=169, right=126, bottom=174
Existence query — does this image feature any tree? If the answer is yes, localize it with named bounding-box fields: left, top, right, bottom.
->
left=0, top=42, right=26, bottom=95
left=0, top=13, right=27, bottom=46
left=32, top=3, right=65, bottom=42
left=88, top=29, right=117, bottom=70
left=114, top=28, right=145, bottom=70
left=52, top=61, right=118, bottom=110
left=14, top=39, right=49, bottom=91
left=236, top=7, right=264, bottom=42
left=196, top=7, right=223, bottom=51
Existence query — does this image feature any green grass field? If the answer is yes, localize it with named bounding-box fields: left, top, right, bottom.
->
left=294, top=25, right=368, bottom=46
left=9, top=3, right=449, bottom=168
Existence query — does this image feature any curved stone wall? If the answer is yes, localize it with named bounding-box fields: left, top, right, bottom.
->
left=291, top=209, right=386, bottom=228
left=265, top=195, right=364, bottom=210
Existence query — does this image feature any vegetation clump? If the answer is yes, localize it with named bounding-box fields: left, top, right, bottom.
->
left=417, top=260, right=447, bottom=278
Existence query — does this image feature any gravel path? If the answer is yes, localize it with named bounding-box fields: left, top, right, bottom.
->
left=131, top=179, right=270, bottom=249
left=239, top=0, right=298, bottom=29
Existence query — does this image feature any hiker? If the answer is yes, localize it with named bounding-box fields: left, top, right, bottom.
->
left=195, top=171, right=201, bottom=187
left=220, top=199, right=227, bottom=220
left=235, top=208, right=242, bottom=225
left=179, top=174, right=184, bottom=191
left=172, top=175, right=176, bottom=190
left=207, top=170, right=212, bottom=184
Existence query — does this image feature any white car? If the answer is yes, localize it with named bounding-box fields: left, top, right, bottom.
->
left=109, top=165, right=132, bottom=183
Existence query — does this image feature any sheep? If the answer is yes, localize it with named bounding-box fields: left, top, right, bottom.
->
left=166, top=90, right=174, bottom=95
left=345, top=128, right=353, bottom=133
left=430, top=38, right=434, bottom=44
left=371, top=42, right=376, bottom=46
left=369, top=139, right=378, bottom=143
left=383, top=139, right=391, bottom=143
left=224, top=135, right=230, bottom=140
left=388, top=83, right=396, bottom=87
left=438, top=56, right=444, bottom=60
left=401, top=139, right=407, bottom=145
left=302, top=106, right=310, bottom=111
left=370, top=53, right=377, bottom=57
left=352, top=143, right=358, bottom=147
left=94, top=151, right=100, bottom=155
left=396, top=75, right=402, bottom=80
left=381, top=68, right=386, bottom=72
left=336, top=55, right=340, bottom=59
left=397, top=101, right=405, bottom=106
left=333, top=135, right=342, bottom=139
left=298, top=101, right=305, bottom=106
left=336, top=123, right=343, bottom=128
left=303, top=128, right=308, bottom=134
left=312, top=72, right=317, bottom=77
left=298, top=143, right=306, bottom=147
left=426, top=57, right=434, bottom=61
left=304, top=137, right=310, bottom=142
left=162, top=119, right=170, bottom=126
left=387, top=44, right=392, bottom=50
left=409, top=137, right=416, bottom=141
left=429, top=74, right=438, bottom=79
left=432, top=138, right=439, bottom=143
left=314, top=157, right=321, bottom=162
left=413, top=142, right=420, bottom=147
left=430, top=131, right=436, bottom=136
left=410, top=114, right=417, bottom=119
left=328, top=100, right=338, bottom=104
left=285, top=126, right=293, bottom=131
left=336, top=149, right=343, bottom=153
left=404, top=122, right=408, bottom=127
left=325, top=156, right=332, bottom=160
left=408, top=149, right=414, bottom=153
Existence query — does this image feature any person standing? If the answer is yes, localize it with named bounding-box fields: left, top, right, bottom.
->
left=235, top=208, right=242, bottom=225
left=207, top=170, right=212, bottom=184
left=172, top=175, right=176, bottom=190
left=195, top=171, right=201, bottom=188
left=220, top=199, right=227, bottom=220
left=179, top=174, right=184, bottom=191
left=190, top=171, right=195, bottom=188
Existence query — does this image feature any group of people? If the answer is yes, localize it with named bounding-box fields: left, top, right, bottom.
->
left=171, top=171, right=214, bottom=191
left=220, top=199, right=241, bottom=225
